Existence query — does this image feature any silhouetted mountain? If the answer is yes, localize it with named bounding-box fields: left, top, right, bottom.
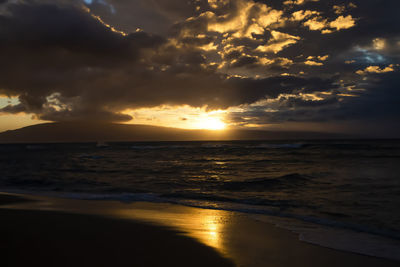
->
left=0, top=122, right=352, bottom=143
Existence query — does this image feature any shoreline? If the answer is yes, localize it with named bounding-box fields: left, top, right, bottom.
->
left=0, top=193, right=234, bottom=267
left=1, top=192, right=399, bottom=267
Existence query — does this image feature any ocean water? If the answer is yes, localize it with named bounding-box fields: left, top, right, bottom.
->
left=1, top=140, right=400, bottom=259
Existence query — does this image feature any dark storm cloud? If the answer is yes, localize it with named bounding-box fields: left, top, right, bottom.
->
left=0, top=0, right=399, bottom=133
left=0, top=1, right=165, bottom=121
left=279, top=0, right=400, bottom=66
left=212, top=0, right=400, bottom=134
left=0, top=103, right=26, bottom=114
left=227, top=75, right=338, bottom=101
left=0, top=0, right=341, bottom=122
left=83, top=0, right=177, bottom=35
left=228, top=71, right=400, bottom=136
left=82, top=0, right=212, bottom=35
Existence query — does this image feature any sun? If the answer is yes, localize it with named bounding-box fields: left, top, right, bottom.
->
left=122, top=105, right=228, bottom=130
left=196, top=117, right=226, bottom=130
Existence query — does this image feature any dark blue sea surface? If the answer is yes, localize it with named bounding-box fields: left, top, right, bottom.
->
left=1, top=140, right=400, bottom=250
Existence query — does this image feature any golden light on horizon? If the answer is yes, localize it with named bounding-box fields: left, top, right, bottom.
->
left=123, top=105, right=229, bottom=130
left=194, top=116, right=226, bottom=130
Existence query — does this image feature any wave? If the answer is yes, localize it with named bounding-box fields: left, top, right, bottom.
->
left=220, top=173, right=311, bottom=191
left=201, top=143, right=233, bottom=148
left=161, top=192, right=304, bottom=209
left=201, top=143, right=306, bottom=149
left=251, top=215, right=400, bottom=262
left=3, top=188, right=399, bottom=239
left=25, top=145, right=48, bottom=150
left=128, top=142, right=307, bottom=150
left=131, top=145, right=166, bottom=149
left=130, top=144, right=201, bottom=150
left=255, top=143, right=304, bottom=149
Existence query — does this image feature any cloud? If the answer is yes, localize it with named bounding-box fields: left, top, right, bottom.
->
left=303, top=15, right=356, bottom=34
left=356, top=64, right=396, bottom=75
left=283, top=0, right=319, bottom=6
left=227, top=71, right=400, bottom=133
left=256, top=31, right=300, bottom=53
left=0, top=0, right=399, bottom=136
left=304, top=60, right=323, bottom=66
left=333, top=3, right=356, bottom=15
left=206, top=0, right=283, bottom=36
left=291, top=10, right=320, bottom=21
left=0, top=0, right=343, bottom=122
left=303, top=16, right=327, bottom=31
left=318, top=55, right=329, bottom=61
left=208, top=0, right=230, bottom=10
left=329, top=15, right=356, bottom=31
left=372, top=38, right=386, bottom=50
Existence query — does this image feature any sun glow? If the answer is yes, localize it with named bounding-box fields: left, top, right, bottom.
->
left=123, top=105, right=228, bottom=130
left=195, top=116, right=226, bottom=130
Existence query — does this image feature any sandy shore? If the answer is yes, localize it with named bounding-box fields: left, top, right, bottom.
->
left=1, top=194, right=233, bottom=267
left=1, top=193, right=399, bottom=267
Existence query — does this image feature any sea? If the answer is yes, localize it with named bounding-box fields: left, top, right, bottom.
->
left=1, top=140, right=400, bottom=260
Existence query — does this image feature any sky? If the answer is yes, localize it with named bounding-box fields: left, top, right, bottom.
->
left=0, top=0, right=399, bottom=136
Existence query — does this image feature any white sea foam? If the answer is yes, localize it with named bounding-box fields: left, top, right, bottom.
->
left=250, top=214, right=400, bottom=261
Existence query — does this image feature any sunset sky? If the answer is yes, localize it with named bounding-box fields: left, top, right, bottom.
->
left=0, top=0, right=399, bottom=136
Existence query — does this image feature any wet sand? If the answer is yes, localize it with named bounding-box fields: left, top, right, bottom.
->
left=0, top=194, right=233, bottom=267
left=1, top=193, right=399, bottom=267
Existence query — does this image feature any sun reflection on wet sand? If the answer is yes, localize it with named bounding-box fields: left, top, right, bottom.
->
left=113, top=205, right=229, bottom=253
left=2, top=194, right=232, bottom=255
left=196, top=213, right=222, bottom=249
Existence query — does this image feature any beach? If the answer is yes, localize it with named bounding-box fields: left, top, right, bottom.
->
left=1, top=192, right=398, bottom=267
left=1, top=193, right=234, bottom=267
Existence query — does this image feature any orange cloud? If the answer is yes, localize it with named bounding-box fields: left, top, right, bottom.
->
left=373, top=38, right=386, bottom=50
left=304, top=60, right=323, bottom=66
left=329, top=15, right=356, bottom=31
left=291, top=10, right=320, bottom=21
left=356, top=64, right=395, bottom=75
left=303, top=17, right=328, bottom=31
left=207, top=1, right=283, bottom=39
left=284, top=0, right=319, bottom=5
left=256, top=31, right=300, bottom=53
left=303, top=15, right=356, bottom=34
